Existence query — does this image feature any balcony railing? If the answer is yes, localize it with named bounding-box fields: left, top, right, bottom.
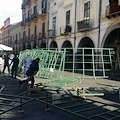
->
left=21, top=21, right=26, bottom=26
left=25, top=17, right=31, bottom=23
left=21, top=3, right=26, bottom=9
left=31, top=13, right=38, bottom=20
left=48, top=29, right=56, bottom=38
left=106, top=3, right=120, bottom=18
left=77, top=19, right=90, bottom=32
left=60, top=25, right=72, bottom=35
left=38, top=8, right=47, bottom=16
left=26, top=0, right=31, bottom=5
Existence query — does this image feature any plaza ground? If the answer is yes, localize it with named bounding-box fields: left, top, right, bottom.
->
left=0, top=64, right=120, bottom=120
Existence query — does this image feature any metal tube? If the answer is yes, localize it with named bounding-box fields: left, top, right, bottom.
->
left=45, top=92, right=50, bottom=110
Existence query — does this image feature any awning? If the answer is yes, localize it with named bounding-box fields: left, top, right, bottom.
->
left=0, top=44, right=13, bottom=51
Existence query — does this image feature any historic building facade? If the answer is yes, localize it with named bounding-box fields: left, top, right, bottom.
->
left=0, top=16, right=21, bottom=50
left=48, top=0, right=120, bottom=51
left=3, top=18, right=10, bottom=47
left=21, top=0, right=49, bottom=50
left=48, top=0, right=100, bottom=51
left=0, top=27, right=4, bottom=44
left=10, top=22, right=22, bottom=54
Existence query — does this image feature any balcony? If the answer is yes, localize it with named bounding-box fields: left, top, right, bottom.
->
left=38, top=8, right=47, bottom=16
left=60, top=25, right=72, bottom=35
left=31, top=13, right=38, bottom=20
left=26, top=0, right=31, bottom=5
left=21, top=3, right=26, bottom=9
left=25, top=17, right=31, bottom=23
left=21, top=21, right=26, bottom=26
left=48, top=29, right=56, bottom=38
left=106, top=3, right=120, bottom=19
left=77, top=19, right=90, bottom=32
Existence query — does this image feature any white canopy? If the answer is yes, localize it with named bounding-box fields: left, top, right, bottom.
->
left=0, top=44, right=13, bottom=51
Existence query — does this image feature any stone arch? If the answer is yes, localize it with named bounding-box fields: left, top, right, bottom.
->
left=77, top=37, right=95, bottom=69
left=41, top=43, right=46, bottom=48
left=61, top=40, right=73, bottom=70
left=33, top=42, right=37, bottom=49
left=22, top=44, right=26, bottom=51
left=50, top=41, right=58, bottom=49
left=78, top=37, right=95, bottom=48
left=27, top=43, right=31, bottom=49
left=101, top=22, right=120, bottom=48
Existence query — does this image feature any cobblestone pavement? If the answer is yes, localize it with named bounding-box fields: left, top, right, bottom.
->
left=0, top=64, right=120, bottom=120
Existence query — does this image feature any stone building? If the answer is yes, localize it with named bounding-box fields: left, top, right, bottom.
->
left=0, top=27, right=4, bottom=44
left=0, top=16, right=21, bottom=49
left=10, top=22, right=22, bottom=54
left=21, top=0, right=49, bottom=50
left=48, top=0, right=120, bottom=50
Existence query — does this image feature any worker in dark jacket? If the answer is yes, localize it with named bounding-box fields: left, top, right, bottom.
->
left=10, top=54, right=19, bottom=78
left=2, top=54, right=10, bottom=74
left=20, top=58, right=40, bottom=88
left=22, top=54, right=32, bottom=78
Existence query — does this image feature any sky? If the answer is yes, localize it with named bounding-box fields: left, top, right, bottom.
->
left=0, top=0, right=22, bottom=28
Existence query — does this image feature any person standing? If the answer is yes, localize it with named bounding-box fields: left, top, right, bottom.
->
left=10, top=54, right=19, bottom=78
left=2, top=54, right=10, bottom=74
left=22, top=54, right=32, bottom=78
left=20, top=58, right=40, bottom=88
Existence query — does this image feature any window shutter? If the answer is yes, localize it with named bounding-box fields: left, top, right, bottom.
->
left=45, top=0, right=47, bottom=13
left=119, top=0, right=120, bottom=5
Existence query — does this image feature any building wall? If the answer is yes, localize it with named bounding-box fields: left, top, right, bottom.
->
left=10, top=22, right=22, bottom=54
left=0, top=27, right=5, bottom=45
left=99, top=0, right=120, bottom=50
left=48, top=0, right=100, bottom=50
left=48, top=0, right=120, bottom=51
left=21, top=0, right=49, bottom=49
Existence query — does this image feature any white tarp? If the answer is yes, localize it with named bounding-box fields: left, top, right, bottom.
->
left=0, top=44, right=13, bottom=51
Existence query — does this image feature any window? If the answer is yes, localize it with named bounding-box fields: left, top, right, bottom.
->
left=53, top=17, right=56, bottom=36
left=42, top=22, right=45, bottom=38
left=23, top=31, right=26, bottom=41
left=84, top=1, right=90, bottom=20
left=13, top=35, right=14, bottom=41
left=10, top=36, right=12, bottom=44
left=42, top=0, right=47, bottom=13
left=16, top=34, right=18, bottom=40
left=24, top=0, right=26, bottom=4
left=34, top=5, right=37, bottom=14
left=28, top=29, right=30, bottom=40
left=34, top=26, right=37, bottom=39
left=23, top=13, right=26, bottom=22
left=19, top=32, right=21, bottom=39
left=28, top=10, right=31, bottom=18
left=66, top=10, right=70, bottom=25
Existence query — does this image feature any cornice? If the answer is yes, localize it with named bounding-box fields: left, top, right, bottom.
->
left=64, top=3, right=73, bottom=9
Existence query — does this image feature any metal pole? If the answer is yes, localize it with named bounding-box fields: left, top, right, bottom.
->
left=98, top=0, right=102, bottom=48
left=45, top=92, right=50, bottom=110
left=18, top=98, right=24, bottom=112
left=74, top=0, right=77, bottom=48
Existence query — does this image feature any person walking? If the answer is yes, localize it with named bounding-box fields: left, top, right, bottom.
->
left=10, top=54, right=19, bottom=78
left=22, top=54, right=32, bottom=78
left=19, top=58, right=40, bottom=88
left=2, top=54, right=10, bottom=74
